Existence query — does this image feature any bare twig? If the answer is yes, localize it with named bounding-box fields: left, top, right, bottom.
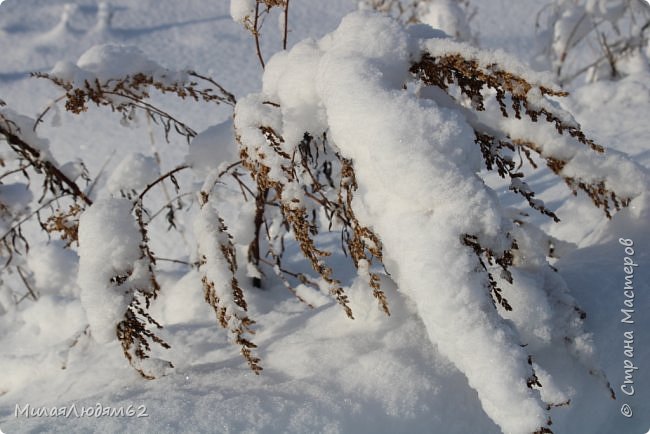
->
left=283, top=0, right=290, bottom=50
left=33, top=95, right=66, bottom=132
left=254, top=1, right=266, bottom=69
left=1, top=122, right=92, bottom=205
left=135, top=165, right=189, bottom=203
left=85, top=149, right=116, bottom=197
left=154, top=256, right=197, bottom=267
left=16, top=266, right=38, bottom=301
left=0, top=196, right=66, bottom=242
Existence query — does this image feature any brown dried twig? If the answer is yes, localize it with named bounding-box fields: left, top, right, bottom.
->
left=411, top=52, right=630, bottom=220
left=33, top=70, right=235, bottom=143
left=116, top=201, right=172, bottom=379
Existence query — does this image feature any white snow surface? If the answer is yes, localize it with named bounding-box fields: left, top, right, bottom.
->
left=0, top=1, right=649, bottom=434
left=106, top=152, right=160, bottom=195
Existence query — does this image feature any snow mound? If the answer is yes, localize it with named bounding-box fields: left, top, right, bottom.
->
left=107, top=152, right=160, bottom=195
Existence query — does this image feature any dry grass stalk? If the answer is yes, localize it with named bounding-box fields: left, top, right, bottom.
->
left=196, top=192, right=262, bottom=374
left=512, top=139, right=629, bottom=218
left=115, top=202, right=172, bottom=379
left=0, top=111, right=92, bottom=205
left=238, top=123, right=390, bottom=321
left=237, top=0, right=291, bottom=68
left=337, top=158, right=389, bottom=315
left=474, top=132, right=561, bottom=222
left=462, top=234, right=514, bottom=312
left=410, top=52, right=631, bottom=221
left=34, top=71, right=235, bottom=143
left=1, top=102, right=91, bottom=290
left=411, top=53, right=605, bottom=152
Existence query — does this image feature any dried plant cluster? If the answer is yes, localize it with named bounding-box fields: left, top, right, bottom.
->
left=406, top=49, right=632, bottom=322
left=210, top=54, right=631, bottom=413
left=0, top=66, right=234, bottom=375
left=410, top=46, right=625, bottom=434
left=223, top=15, right=637, bottom=428
left=196, top=191, right=262, bottom=373
left=33, top=70, right=236, bottom=143
left=115, top=202, right=172, bottom=380
left=411, top=53, right=629, bottom=218
left=0, top=9, right=642, bottom=432
left=45, top=204, right=82, bottom=247
left=537, top=0, right=650, bottom=85
left=2, top=24, right=633, bottom=385
left=1, top=98, right=90, bottom=290
left=238, top=128, right=389, bottom=321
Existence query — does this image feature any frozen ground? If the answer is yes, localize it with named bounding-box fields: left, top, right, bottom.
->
left=0, top=1, right=648, bottom=433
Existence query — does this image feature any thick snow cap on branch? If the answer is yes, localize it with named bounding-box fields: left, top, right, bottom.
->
left=50, top=44, right=188, bottom=86
left=77, top=198, right=141, bottom=344
left=238, top=11, right=550, bottom=433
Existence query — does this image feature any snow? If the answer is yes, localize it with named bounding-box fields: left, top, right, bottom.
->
left=92, top=2, right=113, bottom=34
left=586, top=0, right=627, bottom=22
left=233, top=9, right=644, bottom=432
left=0, top=1, right=649, bottom=434
left=309, top=16, right=546, bottom=432
left=193, top=200, right=247, bottom=325
left=77, top=44, right=161, bottom=80
left=77, top=198, right=142, bottom=344
left=230, top=0, right=256, bottom=25
left=51, top=43, right=188, bottom=86
left=186, top=120, right=238, bottom=178
left=420, top=0, right=471, bottom=41
left=26, top=241, right=79, bottom=296
left=0, top=183, right=32, bottom=214
left=106, top=152, right=160, bottom=195
left=537, top=0, right=650, bottom=84
left=421, top=37, right=560, bottom=88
